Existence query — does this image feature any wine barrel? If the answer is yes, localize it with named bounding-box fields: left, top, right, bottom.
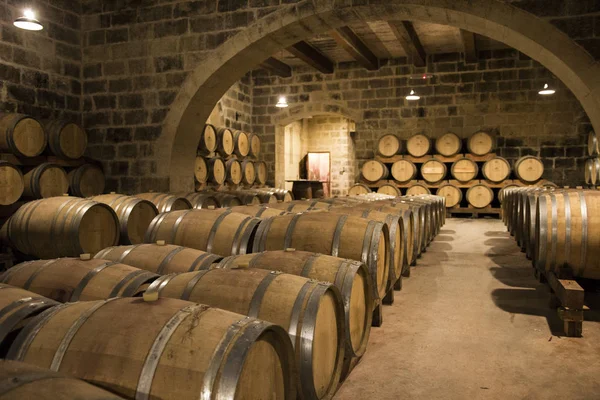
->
left=421, top=159, right=447, bottom=183
left=225, top=159, right=242, bottom=185
left=515, top=156, right=544, bottom=182
left=145, top=209, right=261, bottom=256
left=198, top=124, right=218, bottom=154
left=437, top=184, right=462, bottom=207
left=590, top=158, right=600, bottom=186
left=269, top=199, right=332, bottom=213
left=7, top=197, right=119, bottom=258
left=0, top=113, right=46, bottom=157
left=175, top=191, right=219, bottom=209
left=348, top=183, right=371, bottom=196
left=361, top=160, right=388, bottom=183
left=241, top=160, right=256, bottom=185
left=68, top=164, right=105, bottom=197
left=467, top=131, right=494, bottom=155
left=0, top=285, right=58, bottom=353
left=95, top=243, right=222, bottom=274
left=0, top=161, right=23, bottom=205
left=251, top=187, right=293, bottom=202
left=255, top=161, right=268, bottom=185
left=227, top=191, right=261, bottom=205
left=406, top=134, right=430, bottom=157
left=451, top=158, right=478, bottom=182
left=216, top=250, right=372, bottom=359
left=0, top=360, right=126, bottom=400
left=229, top=205, right=291, bottom=218
left=377, top=184, right=400, bottom=196
left=585, top=159, right=593, bottom=185
left=377, top=134, right=401, bottom=157
left=23, top=163, right=68, bottom=199
left=205, top=157, right=226, bottom=185
left=587, top=131, right=598, bottom=156
left=406, top=183, right=430, bottom=196
left=194, top=156, right=208, bottom=184
left=482, top=156, right=511, bottom=183
left=146, top=269, right=344, bottom=400
left=43, top=120, right=87, bottom=159
left=1, top=257, right=158, bottom=302
left=252, top=212, right=389, bottom=301
left=215, top=127, right=234, bottom=156
left=7, top=297, right=296, bottom=400
left=391, top=159, right=417, bottom=183
left=466, top=184, right=493, bottom=208
left=135, top=193, right=192, bottom=213
left=248, top=132, right=261, bottom=158
left=91, top=194, right=158, bottom=245
left=498, top=184, right=520, bottom=203
left=205, top=191, right=242, bottom=207
left=232, top=130, right=249, bottom=158
left=435, top=132, right=461, bottom=156
left=241, top=189, right=277, bottom=204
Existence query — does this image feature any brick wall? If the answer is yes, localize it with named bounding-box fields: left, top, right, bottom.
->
left=207, top=75, right=253, bottom=132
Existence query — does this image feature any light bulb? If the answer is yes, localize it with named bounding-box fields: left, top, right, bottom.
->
left=405, top=90, right=420, bottom=101
left=276, top=96, right=288, bottom=108
left=14, top=8, right=43, bottom=31
left=23, top=9, right=35, bottom=19
left=538, top=83, right=556, bottom=96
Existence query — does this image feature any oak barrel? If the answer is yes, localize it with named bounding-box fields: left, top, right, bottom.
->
left=145, top=209, right=261, bottom=256
left=421, top=159, right=447, bottom=184
left=406, top=183, right=430, bottom=196
left=194, top=156, right=208, bottom=184
left=43, top=120, right=86, bottom=159
left=435, top=132, right=461, bottom=156
left=466, top=184, right=493, bottom=208
left=269, top=199, right=332, bottom=213
left=206, top=157, right=226, bottom=185
left=232, top=130, right=250, bottom=158
left=147, top=269, right=344, bottom=400
left=225, top=158, right=242, bottom=185
left=247, top=132, right=261, bottom=158
left=176, top=191, right=219, bottom=209
left=229, top=205, right=291, bottom=218
left=437, top=184, right=462, bottom=207
left=590, top=158, right=600, bottom=185
left=515, top=156, right=544, bottom=183
left=215, top=127, right=234, bottom=156
left=377, top=184, right=400, bottom=197
left=0, top=113, right=46, bottom=157
left=226, top=191, right=261, bottom=205
left=95, top=243, right=222, bottom=274
left=451, top=158, right=478, bottom=182
left=239, top=189, right=277, bottom=204
left=498, top=184, right=520, bottom=203
left=348, top=184, right=371, bottom=196
left=377, top=134, right=401, bottom=157
left=251, top=187, right=293, bottom=202
left=198, top=124, right=218, bottom=154
left=467, top=131, right=494, bottom=155
left=7, top=297, right=296, bottom=400
left=391, top=159, right=416, bottom=183
left=361, top=160, right=388, bottom=183
left=587, top=131, right=598, bottom=156
left=135, top=192, right=192, bottom=213
left=23, top=163, right=68, bottom=199
left=406, top=134, right=430, bottom=157
left=0, top=161, right=23, bottom=205
left=482, top=156, right=511, bottom=183
left=1, top=257, right=157, bottom=302
left=241, top=160, right=256, bottom=185
left=255, top=161, right=268, bottom=185
left=7, top=197, right=119, bottom=258
left=68, top=164, right=105, bottom=197
left=91, top=194, right=158, bottom=245
left=205, top=191, right=243, bottom=207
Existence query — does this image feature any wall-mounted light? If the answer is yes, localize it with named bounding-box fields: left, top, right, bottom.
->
left=276, top=96, right=288, bottom=108
left=538, top=83, right=556, bottom=96
left=406, top=90, right=420, bottom=101
left=14, top=9, right=43, bottom=31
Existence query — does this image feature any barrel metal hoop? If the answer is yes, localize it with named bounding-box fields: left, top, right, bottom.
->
left=361, top=209, right=371, bottom=218
left=247, top=271, right=280, bottom=318
left=23, top=259, right=60, bottom=290
left=537, top=195, right=548, bottom=270
left=121, top=272, right=159, bottom=297
left=300, top=254, right=320, bottom=277
left=181, top=270, right=211, bottom=300
left=564, top=193, right=571, bottom=264
left=189, top=252, right=215, bottom=272
left=283, top=213, right=303, bottom=251
left=230, top=216, right=252, bottom=255
left=108, top=270, right=148, bottom=298
left=0, top=296, right=39, bottom=321
left=331, top=215, right=348, bottom=258
left=145, top=274, right=177, bottom=298
left=248, top=252, right=266, bottom=269
left=579, top=192, right=588, bottom=274
left=237, top=218, right=261, bottom=255
left=550, top=194, right=558, bottom=271
left=287, top=281, right=313, bottom=349
left=333, top=261, right=350, bottom=289
left=170, top=210, right=193, bottom=245
left=21, top=200, right=45, bottom=255
left=117, top=244, right=144, bottom=263
left=0, top=260, right=35, bottom=283
left=251, top=216, right=273, bottom=253
left=70, top=261, right=119, bottom=302
left=255, top=206, right=268, bottom=218
left=93, top=246, right=113, bottom=260
left=361, top=221, right=377, bottom=266
left=156, top=246, right=186, bottom=275
left=369, top=222, right=385, bottom=299
left=52, top=198, right=83, bottom=249
left=207, top=210, right=232, bottom=254
left=0, top=299, right=56, bottom=356
left=69, top=202, right=95, bottom=255
left=144, top=213, right=168, bottom=244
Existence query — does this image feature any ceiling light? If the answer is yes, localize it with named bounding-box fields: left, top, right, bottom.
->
left=406, top=90, right=420, bottom=101
left=14, top=9, right=43, bottom=31
left=538, top=83, right=556, bottom=96
left=276, top=96, right=288, bottom=108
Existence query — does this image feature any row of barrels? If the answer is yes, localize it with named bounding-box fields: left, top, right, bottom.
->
left=361, top=155, right=545, bottom=184
left=378, top=131, right=496, bottom=158
left=584, top=157, right=600, bottom=186
left=0, top=193, right=444, bottom=399
left=195, top=156, right=268, bottom=185
left=502, top=186, right=600, bottom=280
left=199, top=124, right=261, bottom=158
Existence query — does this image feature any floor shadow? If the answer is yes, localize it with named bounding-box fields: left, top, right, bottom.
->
left=426, top=242, right=452, bottom=251
left=439, top=229, right=456, bottom=234
left=483, top=238, right=514, bottom=247
left=484, top=230, right=510, bottom=238
left=435, top=235, right=454, bottom=242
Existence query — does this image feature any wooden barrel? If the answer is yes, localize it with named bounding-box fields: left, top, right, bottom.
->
left=377, top=134, right=401, bottom=157
left=587, top=131, right=598, bottom=156
left=198, top=124, right=218, bottom=154
left=146, top=269, right=344, bottom=400
left=205, top=157, right=226, bottom=185
left=0, top=113, right=46, bottom=157
left=0, top=359, right=126, bottom=400
left=91, top=194, right=158, bottom=245
left=7, top=197, right=119, bottom=258
left=467, top=131, right=494, bottom=155
left=0, top=161, right=23, bottom=205
left=406, top=134, right=430, bottom=157
left=242, top=190, right=278, bottom=204
left=145, top=209, right=261, bottom=256
left=348, top=184, right=371, bottom=195
left=269, top=200, right=332, bottom=213
left=369, top=202, right=421, bottom=263
left=0, top=285, right=58, bottom=354
left=435, top=132, right=461, bottom=156
left=247, top=133, right=261, bottom=158
left=591, top=158, right=600, bottom=186
left=68, top=164, right=105, bottom=197
left=7, top=297, right=296, bottom=400
left=228, top=191, right=261, bottom=205
left=421, top=159, right=447, bottom=183
left=515, top=156, right=544, bottom=182
left=135, top=193, right=192, bottom=213
left=215, top=127, right=234, bottom=156
left=232, top=130, right=249, bottom=158
left=194, top=156, right=208, bottom=184
left=175, top=192, right=219, bottom=209
left=406, top=183, right=430, bottom=196
left=225, top=159, right=242, bottom=185
left=229, top=205, right=291, bottom=218
left=377, top=184, right=400, bottom=196
left=451, top=158, right=478, bottom=182
left=252, top=212, right=389, bottom=301
left=255, top=161, right=268, bottom=185
left=437, top=184, right=462, bottom=207
left=1, top=257, right=158, bottom=302
left=250, top=187, right=293, bottom=202
left=44, top=120, right=87, bottom=159
left=499, top=184, right=520, bottom=203
left=361, top=160, right=388, bottom=183
left=216, top=250, right=372, bottom=359
left=585, top=159, right=593, bottom=185
left=23, top=163, right=68, bottom=199
left=482, top=156, right=511, bottom=183
left=241, top=160, right=256, bottom=185
left=205, top=191, right=242, bottom=207
left=391, top=160, right=417, bottom=183
left=466, top=184, right=493, bottom=208
left=95, top=243, right=222, bottom=274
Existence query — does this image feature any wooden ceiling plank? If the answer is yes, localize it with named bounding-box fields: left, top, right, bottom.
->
left=259, top=57, right=292, bottom=78
left=460, top=29, right=478, bottom=63
left=388, top=21, right=427, bottom=67
left=330, top=26, right=380, bottom=71
left=286, top=41, right=334, bottom=74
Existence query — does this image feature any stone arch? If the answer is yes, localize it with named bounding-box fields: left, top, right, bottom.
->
left=161, top=0, right=600, bottom=191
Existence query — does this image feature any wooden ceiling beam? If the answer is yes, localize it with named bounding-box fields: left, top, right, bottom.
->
left=388, top=21, right=426, bottom=67
left=286, top=41, right=334, bottom=74
left=259, top=57, right=292, bottom=78
left=460, top=30, right=478, bottom=63
left=330, top=26, right=380, bottom=71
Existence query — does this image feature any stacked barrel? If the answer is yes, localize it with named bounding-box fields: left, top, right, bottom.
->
left=585, top=131, right=600, bottom=187
left=355, top=131, right=546, bottom=211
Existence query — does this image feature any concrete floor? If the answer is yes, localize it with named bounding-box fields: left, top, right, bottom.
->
left=335, top=218, right=600, bottom=400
